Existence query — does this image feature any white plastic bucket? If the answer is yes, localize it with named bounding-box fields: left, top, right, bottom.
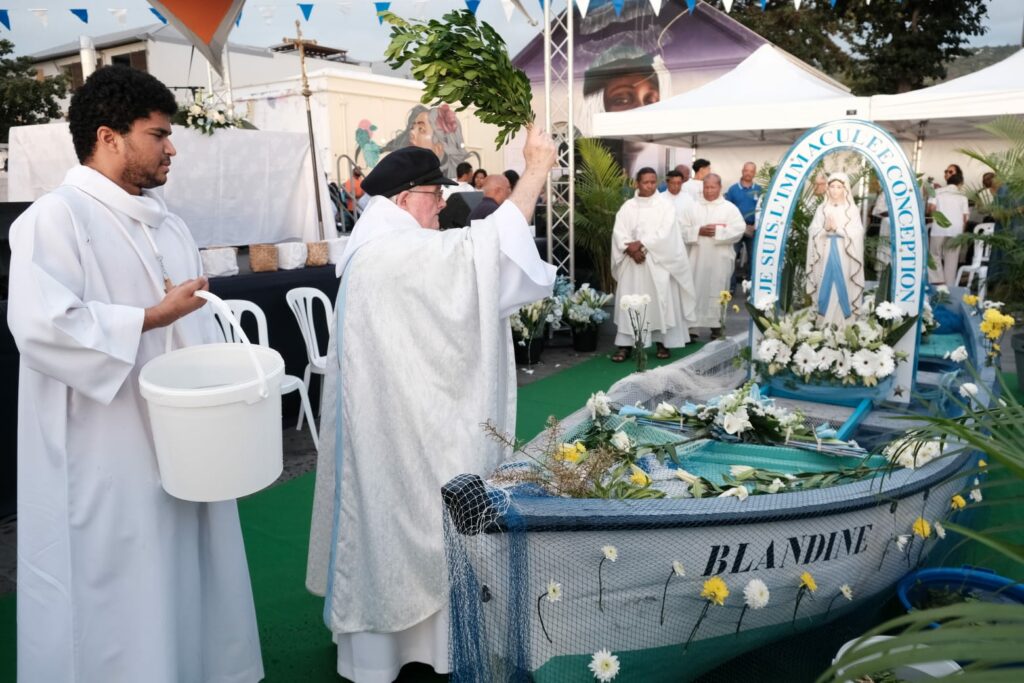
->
left=139, top=291, right=285, bottom=502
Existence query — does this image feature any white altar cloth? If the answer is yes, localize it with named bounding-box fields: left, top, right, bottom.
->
left=7, top=123, right=334, bottom=247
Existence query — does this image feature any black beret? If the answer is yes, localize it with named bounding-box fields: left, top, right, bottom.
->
left=362, top=146, right=456, bottom=198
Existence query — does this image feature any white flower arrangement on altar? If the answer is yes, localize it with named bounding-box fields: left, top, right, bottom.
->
left=510, top=297, right=560, bottom=345
left=562, top=283, right=613, bottom=332
left=176, top=93, right=239, bottom=135
left=744, top=297, right=916, bottom=388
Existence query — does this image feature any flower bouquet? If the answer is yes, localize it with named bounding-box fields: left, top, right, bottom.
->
left=744, top=294, right=916, bottom=405
left=563, top=283, right=613, bottom=352
left=510, top=297, right=560, bottom=365
left=175, top=92, right=239, bottom=135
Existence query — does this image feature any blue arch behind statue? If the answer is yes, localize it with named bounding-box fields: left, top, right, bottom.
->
left=748, top=119, right=927, bottom=403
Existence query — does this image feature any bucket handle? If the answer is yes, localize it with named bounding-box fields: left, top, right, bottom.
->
left=192, top=290, right=270, bottom=399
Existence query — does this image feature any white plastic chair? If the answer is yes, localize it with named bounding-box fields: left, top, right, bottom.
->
left=955, top=222, right=995, bottom=289
left=212, top=299, right=319, bottom=448
left=285, top=287, right=333, bottom=429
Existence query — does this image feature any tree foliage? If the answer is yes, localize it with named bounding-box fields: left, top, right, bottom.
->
left=729, top=0, right=989, bottom=95
left=574, top=138, right=629, bottom=293
left=1, top=39, right=68, bottom=143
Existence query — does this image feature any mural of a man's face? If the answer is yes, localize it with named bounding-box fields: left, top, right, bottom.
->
left=410, top=111, right=434, bottom=150
left=603, top=72, right=660, bottom=112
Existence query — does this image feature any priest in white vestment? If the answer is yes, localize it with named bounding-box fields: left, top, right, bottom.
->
left=682, top=158, right=712, bottom=201
left=306, top=127, right=558, bottom=683
left=680, top=173, right=747, bottom=338
left=7, top=66, right=263, bottom=683
left=611, top=168, right=696, bottom=361
left=660, top=168, right=693, bottom=217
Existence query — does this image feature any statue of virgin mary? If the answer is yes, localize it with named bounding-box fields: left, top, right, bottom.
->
left=805, top=173, right=866, bottom=327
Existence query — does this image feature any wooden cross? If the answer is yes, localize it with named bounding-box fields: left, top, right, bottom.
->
left=283, top=20, right=326, bottom=239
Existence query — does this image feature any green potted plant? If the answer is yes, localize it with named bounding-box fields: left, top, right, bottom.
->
left=574, top=138, right=630, bottom=295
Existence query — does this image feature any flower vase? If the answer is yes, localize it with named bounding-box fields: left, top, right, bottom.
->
left=633, top=341, right=647, bottom=373
left=514, top=336, right=546, bottom=365
left=571, top=326, right=599, bottom=352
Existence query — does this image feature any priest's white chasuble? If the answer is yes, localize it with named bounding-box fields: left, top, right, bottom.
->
left=306, top=197, right=556, bottom=683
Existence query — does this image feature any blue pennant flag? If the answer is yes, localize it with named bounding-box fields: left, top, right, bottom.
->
left=150, top=8, right=167, bottom=24
left=831, top=0, right=838, bottom=7
left=70, top=8, right=89, bottom=24
left=298, top=3, right=314, bottom=21
left=760, top=0, right=768, bottom=10
left=465, top=0, right=481, bottom=14
left=613, top=0, right=624, bottom=17
left=375, top=2, right=391, bottom=25
left=686, top=0, right=696, bottom=13
left=235, top=11, right=242, bottom=27
left=0, top=9, right=9, bottom=31
left=537, top=0, right=544, bottom=10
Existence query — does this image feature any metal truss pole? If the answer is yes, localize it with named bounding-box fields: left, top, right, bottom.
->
left=542, top=1, right=575, bottom=281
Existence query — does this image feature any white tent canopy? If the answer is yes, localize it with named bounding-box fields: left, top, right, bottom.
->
left=592, top=44, right=870, bottom=148
left=870, top=49, right=1024, bottom=141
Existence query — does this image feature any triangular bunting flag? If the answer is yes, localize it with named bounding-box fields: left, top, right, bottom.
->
left=150, top=7, right=167, bottom=23
left=612, top=0, right=624, bottom=17
left=760, top=0, right=767, bottom=10
left=235, top=10, right=242, bottom=27
left=298, top=3, right=314, bottom=21
left=501, top=0, right=517, bottom=21
left=830, top=0, right=837, bottom=7
left=148, top=1, right=244, bottom=76
left=29, top=9, right=48, bottom=27
left=0, top=9, right=10, bottom=31
left=413, top=0, right=428, bottom=19
left=374, top=2, right=390, bottom=25
left=648, top=0, right=663, bottom=15
left=574, top=0, right=589, bottom=19
left=70, top=8, right=89, bottom=23
left=685, top=0, right=695, bottom=13
left=109, top=9, right=128, bottom=25
left=723, top=0, right=734, bottom=13
left=337, top=1, right=351, bottom=14
left=794, top=0, right=803, bottom=10
left=260, top=5, right=275, bottom=23
left=465, top=0, right=480, bottom=14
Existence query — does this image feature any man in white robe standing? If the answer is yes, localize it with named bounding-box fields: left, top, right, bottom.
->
left=682, top=158, right=711, bottom=201
left=660, top=168, right=692, bottom=217
left=306, top=126, right=558, bottom=683
left=680, top=173, right=747, bottom=339
left=7, top=66, right=263, bottom=683
left=611, top=168, right=696, bottom=362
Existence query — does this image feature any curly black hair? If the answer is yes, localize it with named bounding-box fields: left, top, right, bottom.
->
left=68, top=65, right=177, bottom=163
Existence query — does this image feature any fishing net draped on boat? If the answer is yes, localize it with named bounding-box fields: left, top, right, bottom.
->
left=442, top=337, right=972, bottom=682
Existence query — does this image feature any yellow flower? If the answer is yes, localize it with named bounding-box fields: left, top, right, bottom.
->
left=963, top=294, right=979, bottom=306
left=992, top=344, right=1001, bottom=353
left=732, top=304, right=741, bottom=313
left=629, top=464, right=650, bottom=486
left=555, top=442, right=586, bottom=463
left=719, top=290, right=733, bottom=305
left=799, top=571, right=817, bottom=593
left=951, top=494, right=967, bottom=510
left=912, top=517, right=931, bottom=539
left=978, top=459, right=988, bottom=469
left=701, top=576, right=729, bottom=605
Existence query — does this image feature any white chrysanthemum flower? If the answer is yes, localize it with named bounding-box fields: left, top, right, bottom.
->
left=729, top=465, right=755, bottom=478
left=546, top=580, right=562, bottom=602
left=792, top=343, right=820, bottom=376
left=895, top=535, right=910, bottom=552
left=970, top=487, right=983, bottom=503
left=875, top=301, right=905, bottom=322
left=741, top=280, right=752, bottom=294
left=587, top=392, right=612, bottom=420
left=610, top=431, right=631, bottom=451
left=840, top=584, right=854, bottom=601
left=875, top=347, right=896, bottom=378
left=602, top=545, right=618, bottom=562
left=588, top=649, right=621, bottom=682
left=743, top=578, right=770, bottom=609
left=982, top=300, right=1004, bottom=309
left=767, top=478, right=785, bottom=494
left=189, top=104, right=202, bottom=116
left=885, top=437, right=941, bottom=469
left=720, top=407, right=753, bottom=435
left=949, top=345, right=969, bottom=363
left=934, top=521, right=946, bottom=540
left=672, top=561, right=686, bottom=577
left=959, top=383, right=979, bottom=399
left=718, top=486, right=750, bottom=502
left=833, top=350, right=852, bottom=378
left=851, top=349, right=881, bottom=378
left=855, top=320, right=882, bottom=344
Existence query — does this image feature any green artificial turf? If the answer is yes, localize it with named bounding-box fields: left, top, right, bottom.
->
left=2, top=358, right=1020, bottom=683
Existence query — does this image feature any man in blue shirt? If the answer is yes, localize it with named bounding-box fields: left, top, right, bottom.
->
left=724, top=161, right=761, bottom=290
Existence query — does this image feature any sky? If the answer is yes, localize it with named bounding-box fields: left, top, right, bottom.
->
left=2, top=0, right=1021, bottom=61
